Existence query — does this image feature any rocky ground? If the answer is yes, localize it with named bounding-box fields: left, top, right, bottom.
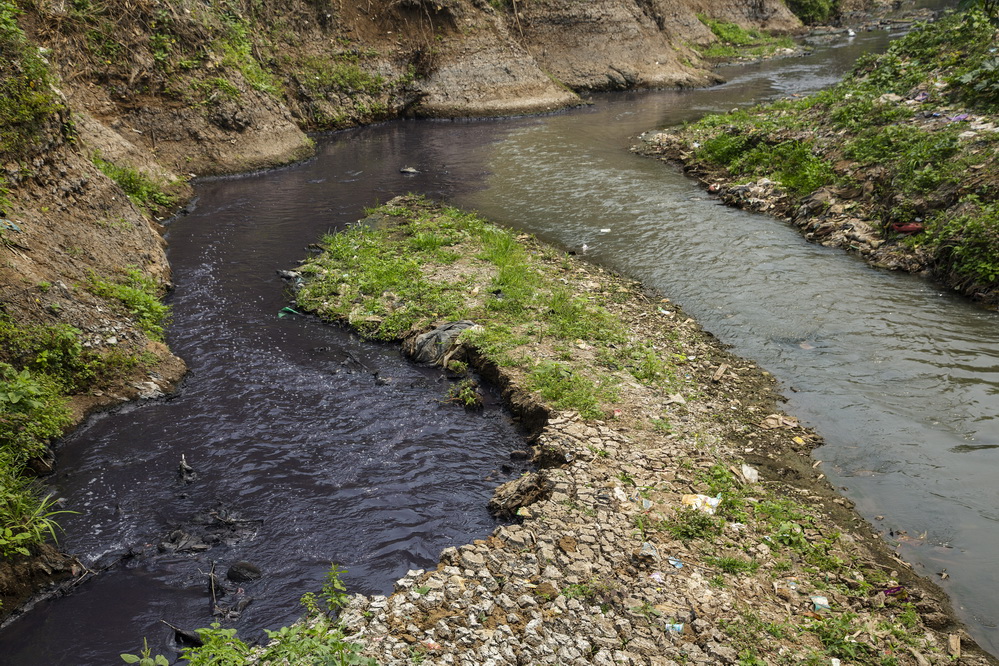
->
left=262, top=198, right=997, bottom=665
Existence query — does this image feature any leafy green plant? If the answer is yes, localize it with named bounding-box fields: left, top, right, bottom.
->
left=87, top=267, right=170, bottom=340
left=808, top=612, right=872, bottom=660
left=121, top=638, right=169, bottom=665
left=323, top=563, right=351, bottom=611
left=666, top=508, right=721, bottom=541
left=180, top=623, right=253, bottom=665
left=445, top=378, right=483, bottom=409
left=182, top=565, right=375, bottom=666
left=0, top=362, right=71, bottom=463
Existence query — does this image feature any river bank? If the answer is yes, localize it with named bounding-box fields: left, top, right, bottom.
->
left=1, top=0, right=807, bottom=618
left=638, top=8, right=999, bottom=308
left=199, top=196, right=999, bottom=665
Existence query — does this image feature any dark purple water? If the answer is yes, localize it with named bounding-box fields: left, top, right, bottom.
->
left=0, top=126, right=534, bottom=663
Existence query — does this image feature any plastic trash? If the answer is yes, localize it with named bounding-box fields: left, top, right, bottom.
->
left=740, top=464, right=759, bottom=483
left=639, top=542, right=659, bottom=559
left=0, top=219, right=22, bottom=232
left=277, top=306, right=303, bottom=318
left=681, top=493, right=722, bottom=515
left=650, top=571, right=665, bottom=583
left=811, top=595, right=831, bottom=612
left=667, top=557, right=683, bottom=569
left=665, top=623, right=684, bottom=634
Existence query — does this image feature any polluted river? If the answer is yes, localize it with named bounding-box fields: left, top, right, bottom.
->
left=2, top=21, right=998, bottom=664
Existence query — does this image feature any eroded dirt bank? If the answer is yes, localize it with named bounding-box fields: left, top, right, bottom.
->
left=243, top=197, right=996, bottom=665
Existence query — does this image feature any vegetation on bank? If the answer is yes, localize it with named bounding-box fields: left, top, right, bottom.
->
left=785, top=0, right=838, bottom=25
left=0, top=0, right=63, bottom=159
left=24, top=0, right=413, bottom=131
left=0, top=267, right=168, bottom=569
left=130, top=565, right=374, bottom=665
left=91, top=153, right=178, bottom=216
left=693, top=14, right=797, bottom=61
left=277, top=198, right=955, bottom=665
left=294, top=196, right=691, bottom=420
left=665, top=7, right=999, bottom=303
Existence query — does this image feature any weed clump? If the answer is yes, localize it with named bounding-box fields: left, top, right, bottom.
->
left=87, top=266, right=171, bottom=341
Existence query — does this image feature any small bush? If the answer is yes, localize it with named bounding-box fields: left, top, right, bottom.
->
left=786, top=0, right=835, bottom=25
left=666, top=508, right=722, bottom=541
left=87, top=267, right=170, bottom=340
left=0, top=363, right=72, bottom=463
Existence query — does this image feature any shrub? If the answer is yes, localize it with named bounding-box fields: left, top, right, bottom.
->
left=786, top=0, right=836, bottom=25
left=87, top=267, right=171, bottom=340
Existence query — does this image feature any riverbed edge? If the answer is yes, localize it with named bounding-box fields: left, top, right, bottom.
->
left=259, top=197, right=997, bottom=665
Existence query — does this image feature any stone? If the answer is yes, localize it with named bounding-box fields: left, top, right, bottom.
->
left=226, top=561, right=262, bottom=582
left=405, top=320, right=478, bottom=365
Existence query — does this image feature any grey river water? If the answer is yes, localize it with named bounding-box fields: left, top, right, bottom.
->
left=2, top=15, right=997, bottom=664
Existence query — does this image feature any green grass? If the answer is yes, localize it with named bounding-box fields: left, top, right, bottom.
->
left=705, top=555, right=760, bottom=574
left=297, top=54, right=386, bottom=96
left=295, top=196, right=685, bottom=420
left=668, top=9, right=999, bottom=302
left=86, top=267, right=171, bottom=340
left=91, top=153, right=177, bottom=213
left=695, top=15, right=795, bottom=60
